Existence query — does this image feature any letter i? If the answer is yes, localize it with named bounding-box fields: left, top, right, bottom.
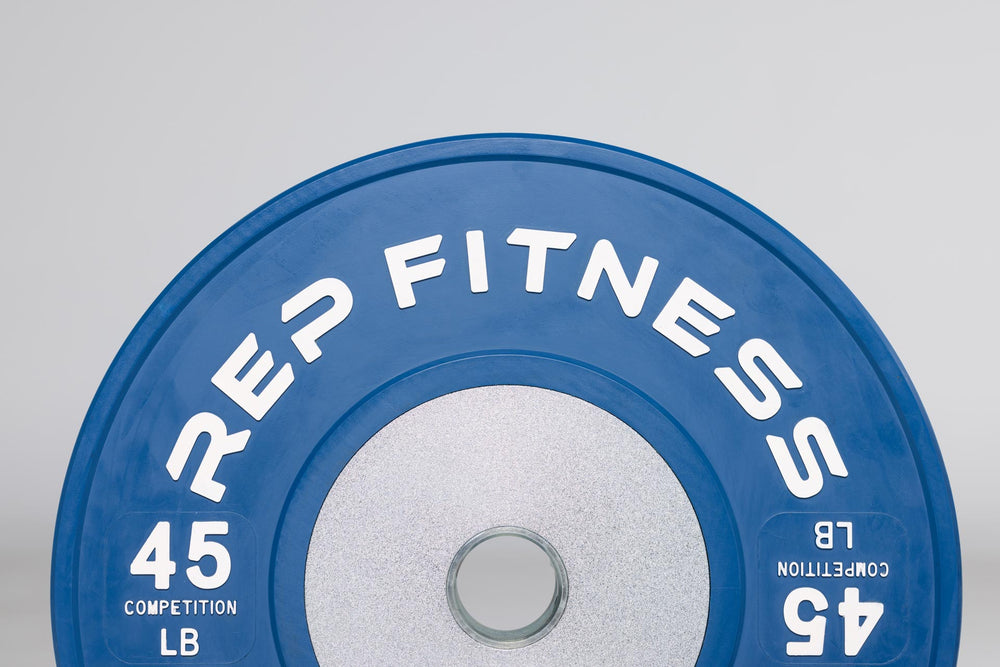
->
left=466, top=230, right=488, bottom=293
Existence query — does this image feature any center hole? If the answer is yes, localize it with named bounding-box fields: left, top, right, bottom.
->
left=458, top=534, right=555, bottom=630
left=446, top=526, right=568, bottom=649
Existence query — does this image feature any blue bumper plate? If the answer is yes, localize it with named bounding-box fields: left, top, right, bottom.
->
left=52, top=135, right=961, bottom=665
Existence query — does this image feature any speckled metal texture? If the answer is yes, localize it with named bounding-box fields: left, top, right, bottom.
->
left=305, top=385, right=709, bottom=665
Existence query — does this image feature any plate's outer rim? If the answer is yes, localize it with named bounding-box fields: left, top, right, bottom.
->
left=50, top=133, right=961, bottom=665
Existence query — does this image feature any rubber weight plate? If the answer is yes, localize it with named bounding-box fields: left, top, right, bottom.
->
left=52, top=135, right=961, bottom=665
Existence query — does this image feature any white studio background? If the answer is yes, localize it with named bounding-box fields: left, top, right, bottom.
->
left=2, top=2, right=994, bottom=664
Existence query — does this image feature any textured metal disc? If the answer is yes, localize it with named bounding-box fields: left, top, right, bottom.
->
left=52, top=135, right=961, bottom=665
left=306, top=386, right=708, bottom=664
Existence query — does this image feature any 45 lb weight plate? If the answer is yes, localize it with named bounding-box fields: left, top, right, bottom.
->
left=52, top=135, right=961, bottom=665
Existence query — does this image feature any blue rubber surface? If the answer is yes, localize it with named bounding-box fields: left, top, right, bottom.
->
left=52, top=135, right=961, bottom=665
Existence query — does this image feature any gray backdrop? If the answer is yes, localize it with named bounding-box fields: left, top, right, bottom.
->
left=2, top=2, right=994, bottom=664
